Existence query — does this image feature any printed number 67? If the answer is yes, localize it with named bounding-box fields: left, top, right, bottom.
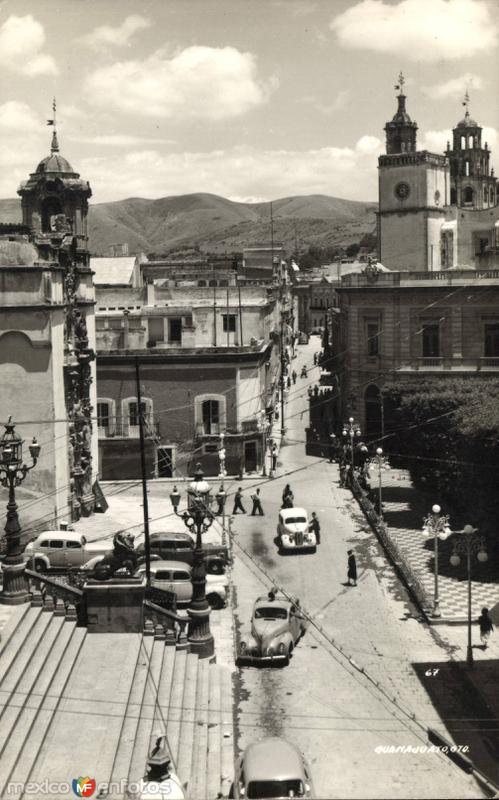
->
left=425, top=668, right=440, bottom=677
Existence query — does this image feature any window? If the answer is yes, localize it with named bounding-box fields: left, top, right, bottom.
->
left=202, top=399, right=220, bottom=434
left=66, top=540, right=82, bottom=549
left=484, top=186, right=488, bottom=203
left=184, top=315, right=193, bottom=328
left=49, top=540, right=64, bottom=549
left=109, top=318, right=122, bottom=330
left=222, top=314, right=237, bottom=333
left=367, top=323, right=380, bottom=356
left=465, top=161, right=470, bottom=177
left=484, top=323, right=499, bottom=357
left=97, top=401, right=111, bottom=431
left=128, top=401, right=148, bottom=427
left=450, top=188, right=457, bottom=205
left=461, top=135, right=466, bottom=150
left=464, top=186, right=473, bottom=204
left=422, top=324, right=440, bottom=358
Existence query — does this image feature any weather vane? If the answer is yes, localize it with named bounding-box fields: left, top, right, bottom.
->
left=394, top=71, right=405, bottom=95
left=46, top=98, right=59, bottom=153
left=462, top=89, right=470, bottom=114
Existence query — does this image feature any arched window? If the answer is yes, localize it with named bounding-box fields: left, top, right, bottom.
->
left=97, top=398, right=116, bottom=437
left=461, top=135, right=466, bottom=150
left=468, top=135, right=474, bottom=149
left=465, top=161, right=470, bottom=177
left=464, top=186, right=474, bottom=205
left=121, top=397, right=153, bottom=438
left=194, top=394, right=226, bottom=436
left=208, top=279, right=217, bottom=287
left=484, top=185, right=488, bottom=203
left=41, top=197, right=63, bottom=232
left=490, top=187, right=495, bottom=205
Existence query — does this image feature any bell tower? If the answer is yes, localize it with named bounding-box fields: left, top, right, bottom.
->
left=445, top=91, right=497, bottom=209
left=378, top=74, right=449, bottom=271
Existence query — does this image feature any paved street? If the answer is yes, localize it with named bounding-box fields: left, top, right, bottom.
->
left=231, top=338, right=483, bottom=799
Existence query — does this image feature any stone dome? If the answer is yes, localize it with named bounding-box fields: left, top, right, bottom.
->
left=456, top=112, right=479, bottom=129
left=35, top=153, right=75, bottom=175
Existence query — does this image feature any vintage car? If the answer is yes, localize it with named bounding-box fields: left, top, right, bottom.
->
left=234, top=736, right=315, bottom=799
left=134, top=560, right=229, bottom=609
left=24, top=531, right=110, bottom=572
left=277, top=508, right=316, bottom=552
left=135, top=531, right=228, bottom=574
left=238, top=595, right=307, bottom=665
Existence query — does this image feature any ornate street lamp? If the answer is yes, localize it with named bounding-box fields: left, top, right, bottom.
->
left=0, top=417, right=40, bottom=604
left=450, top=524, right=488, bottom=668
left=169, top=464, right=214, bottom=658
left=422, top=504, right=451, bottom=618
left=342, top=417, right=361, bottom=469
left=257, top=411, right=268, bottom=477
left=373, top=447, right=390, bottom=520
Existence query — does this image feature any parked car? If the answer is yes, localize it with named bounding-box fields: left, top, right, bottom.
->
left=135, top=560, right=229, bottom=609
left=238, top=594, right=307, bottom=665
left=136, top=531, right=227, bottom=574
left=277, top=508, right=316, bottom=552
left=24, top=531, right=110, bottom=572
left=234, top=736, right=315, bottom=798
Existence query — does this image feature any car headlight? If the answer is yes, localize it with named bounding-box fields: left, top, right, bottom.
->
left=277, top=642, right=286, bottom=655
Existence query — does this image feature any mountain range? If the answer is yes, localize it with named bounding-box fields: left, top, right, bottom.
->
left=0, top=192, right=377, bottom=256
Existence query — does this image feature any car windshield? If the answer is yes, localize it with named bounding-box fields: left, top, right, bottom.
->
left=285, top=517, right=306, bottom=524
left=247, top=780, right=305, bottom=798
left=254, top=607, right=287, bottom=620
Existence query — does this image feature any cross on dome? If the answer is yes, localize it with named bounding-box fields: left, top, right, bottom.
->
left=394, top=71, right=405, bottom=96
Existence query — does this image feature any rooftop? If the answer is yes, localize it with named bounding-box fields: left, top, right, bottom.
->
left=339, top=269, right=499, bottom=290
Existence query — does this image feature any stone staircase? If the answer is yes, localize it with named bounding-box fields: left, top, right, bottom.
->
left=0, top=601, right=234, bottom=800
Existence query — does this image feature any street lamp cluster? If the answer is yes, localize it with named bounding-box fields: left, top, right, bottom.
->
left=342, top=417, right=361, bottom=468
left=422, top=505, right=487, bottom=667
left=0, top=418, right=40, bottom=604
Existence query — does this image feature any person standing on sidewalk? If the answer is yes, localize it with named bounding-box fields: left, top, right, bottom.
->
left=271, top=444, right=278, bottom=473
left=251, top=488, right=264, bottom=516
left=347, top=549, right=357, bottom=586
left=308, top=512, right=320, bottom=544
left=478, top=607, right=494, bottom=648
left=232, top=487, right=246, bottom=514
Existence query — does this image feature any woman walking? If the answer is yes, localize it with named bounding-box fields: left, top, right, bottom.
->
left=478, top=607, right=494, bottom=649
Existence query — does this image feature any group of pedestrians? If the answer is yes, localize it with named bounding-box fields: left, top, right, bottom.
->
left=232, top=486, right=265, bottom=516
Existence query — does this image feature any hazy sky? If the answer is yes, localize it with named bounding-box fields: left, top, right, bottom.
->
left=0, top=0, right=497, bottom=204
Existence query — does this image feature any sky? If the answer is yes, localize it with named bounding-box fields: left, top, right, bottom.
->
left=0, top=0, right=498, bottom=204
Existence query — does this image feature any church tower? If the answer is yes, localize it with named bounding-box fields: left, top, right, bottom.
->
left=445, top=92, right=497, bottom=210
left=378, top=74, right=450, bottom=271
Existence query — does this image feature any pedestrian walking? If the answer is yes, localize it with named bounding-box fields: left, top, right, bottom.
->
left=309, top=512, right=320, bottom=544
left=313, top=352, right=318, bottom=366
left=292, top=370, right=297, bottom=385
left=215, top=484, right=226, bottom=515
left=232, top=487, right=246, bottom=514
left=347, top=549, right=357, bottom=586
left=478, top=607, right=494, bottom=648
left=251, top=488, right=264, bottom=516
left=287, top=376, right=291, bottom=389
left=282, top=484, right=293, bottom=508
left=271, top=444, right=278, bottom=472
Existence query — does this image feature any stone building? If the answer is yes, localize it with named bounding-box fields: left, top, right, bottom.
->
left=0, top=126, right=97, bottom=529
left=93, top=256, right=287, bottom=479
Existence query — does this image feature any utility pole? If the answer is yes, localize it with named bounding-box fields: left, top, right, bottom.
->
left=280, top=317, right=285, bottom=438
left=135, top=356, right=151, bottom=586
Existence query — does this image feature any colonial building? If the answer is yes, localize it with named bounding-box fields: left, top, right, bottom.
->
left=93, top=255, right=287, bottom=479
left=378, top=79, right=498, bottom=272
left=0, top=125, right=98, bottom=529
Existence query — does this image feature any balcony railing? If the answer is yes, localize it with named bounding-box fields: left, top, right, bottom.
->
left=397, top=357, right=499, bottom=372
left=98, top=418, right=160, bottom=439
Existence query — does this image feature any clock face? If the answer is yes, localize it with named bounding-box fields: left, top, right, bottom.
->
left=395, top=181, right=410, bottom=200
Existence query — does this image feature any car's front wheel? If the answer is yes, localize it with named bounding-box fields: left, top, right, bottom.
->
left=34, top=558, right=47, bottom=573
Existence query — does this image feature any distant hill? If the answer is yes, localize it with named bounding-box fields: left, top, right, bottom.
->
left=0, top=192, right=377, bottom=256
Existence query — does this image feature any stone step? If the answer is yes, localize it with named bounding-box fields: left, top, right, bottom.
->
left=127, top=638, right=165, bottom=790
left=107, top=635, right=155, bottom=795
left=27, top=634, right=142, bottom=799
left=0, top=606, right=43, bottom=689
left=176, top=652, right=199, bottom=789
left=206, top=661, right=222, bottom=800
left=190, top=657, right=210, bottom=800
left=165, top=649, right=188, bottom=770
left=0, top=604, right=30, bottom=646
left=219, top=665, right=235, bottom=799
left=0, top=611, right=52, bottom=723
left=0, top=614, right=65, bottom=780
left=4, top=625, right=86, bottom=796
left=149, top=640, right=177, bottom=749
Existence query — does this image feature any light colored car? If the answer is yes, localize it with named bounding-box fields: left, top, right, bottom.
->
left=234, top=736, right=315, bottom=799
left=277, top=508, right=316, bottom=552
left=24, top=531, right=110, bottom=572
left=135, top=560, right=228, bottom=609
left=238, top=595, right=307, bottom=665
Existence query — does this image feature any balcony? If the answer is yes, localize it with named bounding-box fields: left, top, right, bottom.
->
left=396, top=357, right=499, bottom=373
left=97, top=418, right=160, bottom=439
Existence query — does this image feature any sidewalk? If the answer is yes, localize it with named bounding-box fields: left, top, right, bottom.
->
left=375, top=468, right=499, bottom=624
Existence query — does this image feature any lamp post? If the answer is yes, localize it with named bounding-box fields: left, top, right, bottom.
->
left=450, top=525, right=488, bottom=668
left=169, top=464, right=214, bottom=658
left=0, top=417, right=40, bottom=604
left=217, top=434, right=227, bottom=547
left=342, top=417, right=361, bottom=469
left=422, top=504, right=451, bottom=618
left=373, top=447, right=389, bottom=520
left=258, top=411, right=268, bottom=477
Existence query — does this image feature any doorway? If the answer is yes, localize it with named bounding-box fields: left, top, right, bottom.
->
left=244, top=440, right=258, bottom=473
left=157, top=447, right=174, bottom=477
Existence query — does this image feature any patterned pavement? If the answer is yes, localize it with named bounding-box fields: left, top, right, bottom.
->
left=372, top=469, right=499, bottom=622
